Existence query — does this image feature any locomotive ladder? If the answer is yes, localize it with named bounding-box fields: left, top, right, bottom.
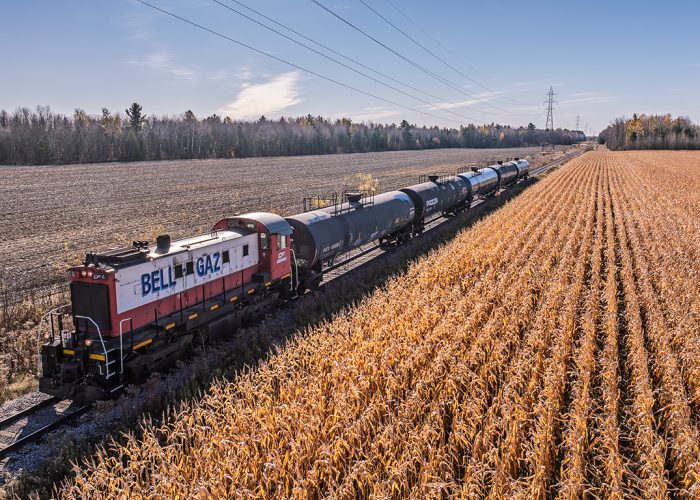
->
left=74, top=315, right=116, bottom=379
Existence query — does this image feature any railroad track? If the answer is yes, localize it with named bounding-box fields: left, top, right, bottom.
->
left=529, top=146, right=589, bottom=177
left=0, top=396, right=91, bottom=459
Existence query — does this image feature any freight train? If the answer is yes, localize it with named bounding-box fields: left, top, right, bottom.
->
left=39, top=158, right=529, bottom=400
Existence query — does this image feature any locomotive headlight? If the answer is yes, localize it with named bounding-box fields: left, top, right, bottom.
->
left=80, top=270, right=87, bottom=277
left=87, top=271, right=94, bottom=278
left=84, top=339, right=93, bottom=347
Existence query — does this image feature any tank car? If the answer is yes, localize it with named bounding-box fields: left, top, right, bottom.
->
left=514, top=158, right=530, bottom=178
left=457, top=167, right=500, bottom=201
left=399, top=175, right=469, bottom=229
left=285, top=191, right=415, bottom=290
left=490, top=160, right=519, bottom=187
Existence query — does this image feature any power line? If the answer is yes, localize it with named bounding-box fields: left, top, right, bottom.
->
left=224, top=0, right=487, bottom=119
left=383, top=0, right=487, bottom=79
left=358, top=0, right=531, bottom=107
left=134, top=0, right=468, bottom=125
left=212, top=0, right=481, bottom=122
left=309, top=0, right=530, bottom=117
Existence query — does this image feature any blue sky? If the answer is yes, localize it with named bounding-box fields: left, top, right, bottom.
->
left=1, top=0, right=698, bottom=134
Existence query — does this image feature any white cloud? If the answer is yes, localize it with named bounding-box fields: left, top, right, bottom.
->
left=218, top=72, right=303, bottom=120
left=340, top=106, right=401, bottom=122
left=429, top=91, right=499, bottom=110
left=560, top=94, right=617, bottom=106
left=125, top=50, right=196, bottom=81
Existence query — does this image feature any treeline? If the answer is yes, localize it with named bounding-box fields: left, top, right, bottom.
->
left=598, top=114, right=700, bottom=150
left=0, top=104, right=585, bottom=165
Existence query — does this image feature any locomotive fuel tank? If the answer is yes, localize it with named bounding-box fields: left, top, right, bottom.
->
left=286, top=190, right=415, bottom=269
left=399, top=176, right=469, bottom=222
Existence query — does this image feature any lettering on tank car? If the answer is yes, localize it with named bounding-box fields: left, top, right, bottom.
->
left=426, top=198, right=439, bottom=208
left=322, top=240, right=342, bottom=253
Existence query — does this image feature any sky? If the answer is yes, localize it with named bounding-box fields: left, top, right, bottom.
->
left=1, top=0, right=699, bottom=135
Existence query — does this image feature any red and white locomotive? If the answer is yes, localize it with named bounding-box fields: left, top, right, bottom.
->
left=41, top=213, right=294, bottom=400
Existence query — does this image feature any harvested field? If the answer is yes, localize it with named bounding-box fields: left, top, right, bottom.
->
left=60, top=150, right=700, bottom=498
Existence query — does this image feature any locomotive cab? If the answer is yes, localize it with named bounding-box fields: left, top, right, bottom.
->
left=212, top=212, right=293, bottom=285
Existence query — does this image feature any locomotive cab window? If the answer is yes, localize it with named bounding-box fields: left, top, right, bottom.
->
left=260, top=232, right=269, bottom=250
left=242, top=244, right=249, bottom=257
left=185, top=261, right=194, bottom=275
left=174, top=264, right=184, bottom=279
left=222, top=250, right=230, bottom=264
left=278, top=235, right=287, bottom=250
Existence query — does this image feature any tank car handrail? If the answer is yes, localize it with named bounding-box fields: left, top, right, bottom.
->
left=74, top=315, right=113, bottom=379
left=290, top=248, right=299, bottom=293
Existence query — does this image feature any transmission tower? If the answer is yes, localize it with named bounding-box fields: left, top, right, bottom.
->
left=575, top=114, right=580, bottom=130
left=545, top=86, right=556, bottom=130
left=543, top=86, right=556, bottom=150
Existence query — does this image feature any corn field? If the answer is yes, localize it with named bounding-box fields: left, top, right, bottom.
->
left=61, top=150, right=700, bottom=498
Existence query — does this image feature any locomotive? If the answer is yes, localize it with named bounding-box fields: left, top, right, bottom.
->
left=39, top=158, right=529, bottom=400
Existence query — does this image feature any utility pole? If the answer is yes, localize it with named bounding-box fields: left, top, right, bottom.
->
left=544, top=86, right=556, bottom=150
left=575, top=114, right=580, bottom=130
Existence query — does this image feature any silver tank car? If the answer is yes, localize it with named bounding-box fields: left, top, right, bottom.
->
left=285, top=190, right=415, bottom=270
left=457, top=167, right=500, bottom=201
left=399, top=176, right=469, bottom=222
left=514, top=158, right=530, bottom=178
left=491, top=161, right=519, bottom=186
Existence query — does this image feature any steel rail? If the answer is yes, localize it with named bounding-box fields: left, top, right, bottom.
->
left=0, top=397, right=60, bottom=429
left=0, top=403, right=92, bottom=458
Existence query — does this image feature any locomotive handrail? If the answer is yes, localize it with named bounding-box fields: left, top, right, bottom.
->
left=74, top=315, right=112, bottom=379
left=36, top=304, right=71, bottom=377
left=118, top=318, right=135, bottom=375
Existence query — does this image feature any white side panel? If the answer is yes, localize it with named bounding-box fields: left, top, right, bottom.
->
left=115, top=234, right=259, bottom=315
